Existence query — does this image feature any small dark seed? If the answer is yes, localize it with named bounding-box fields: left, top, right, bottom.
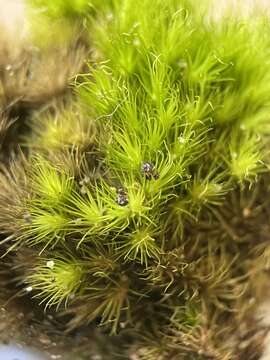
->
left=117, top=194, right=129, bottom=206
left=145, top=173, right=153, bottom=180
left=141, top=162, right=154, bottom=173
left=117, top=187, right=126, bottom=195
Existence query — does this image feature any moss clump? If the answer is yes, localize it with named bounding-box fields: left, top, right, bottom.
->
left=1, top=1, right=270, bottom=359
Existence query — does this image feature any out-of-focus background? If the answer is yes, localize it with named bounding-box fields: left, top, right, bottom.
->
left=0, top=343, right=48, bottom=360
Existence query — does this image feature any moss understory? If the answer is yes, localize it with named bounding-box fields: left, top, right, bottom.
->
left=1, top=1, right=270, bottom=359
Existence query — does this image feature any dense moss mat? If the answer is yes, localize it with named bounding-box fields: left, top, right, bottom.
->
left=1, top=1, right=270, bottom=359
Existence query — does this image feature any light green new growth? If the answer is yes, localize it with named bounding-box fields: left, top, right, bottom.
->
left=26, top=253, right=85, bottom=309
